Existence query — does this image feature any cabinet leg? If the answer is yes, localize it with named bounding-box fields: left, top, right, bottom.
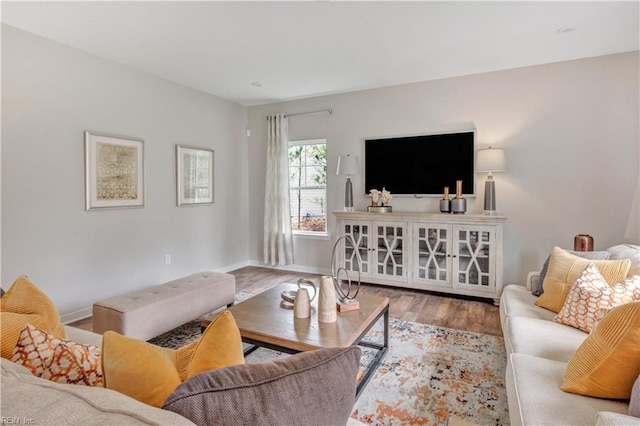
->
left=493, top=298, right=500, bottom=307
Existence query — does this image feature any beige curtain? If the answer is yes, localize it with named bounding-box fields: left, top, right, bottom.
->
left=263, top=113, right=294, bottom=265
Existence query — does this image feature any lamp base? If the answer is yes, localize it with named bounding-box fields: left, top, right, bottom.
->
left=344, top=177, right=354, bottom=211
left=484, top=175, right=496, bottom=213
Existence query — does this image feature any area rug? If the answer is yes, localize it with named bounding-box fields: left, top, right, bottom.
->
left=151, top=293, right=509, bottom=426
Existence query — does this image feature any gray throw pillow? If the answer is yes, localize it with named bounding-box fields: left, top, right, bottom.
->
left=163, top=346, right=361, bottom=426
left=631, top=373, right=640, bottom=417
left=532, top=249, right=611, bottom=296
left=607, top=244, right=640, bottom=277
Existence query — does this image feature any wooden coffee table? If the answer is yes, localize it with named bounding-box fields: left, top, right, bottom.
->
left=201, top=282, right=389, bottom=399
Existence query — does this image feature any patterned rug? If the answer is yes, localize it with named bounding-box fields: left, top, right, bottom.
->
left=150, top=292, right=509, bottom=426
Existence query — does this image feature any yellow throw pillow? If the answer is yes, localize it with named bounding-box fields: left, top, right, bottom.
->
left=102, top=310, right=244, bottom=407
left=0, top=276, right=68, bottom=359
left=12, top=324, right=103, bottom=387
left=536, top=247, right=631, bottom=313
left=562, top=301, right=640, bottom=399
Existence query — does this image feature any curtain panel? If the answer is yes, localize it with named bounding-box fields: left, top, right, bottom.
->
left=263, top=113, right=294, bottom=266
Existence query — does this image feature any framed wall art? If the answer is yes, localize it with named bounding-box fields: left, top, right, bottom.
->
left=176, top=145, right=214, bottom=206
left=84, top=131, right=145, bottom=211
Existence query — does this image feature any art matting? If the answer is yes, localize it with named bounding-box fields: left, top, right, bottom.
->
left=84, top=131, right=145, bottom=211
left=176, top=145, right=214, bottom=206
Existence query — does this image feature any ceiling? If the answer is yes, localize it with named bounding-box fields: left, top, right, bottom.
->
left=2, top=1, right=638, bottom=106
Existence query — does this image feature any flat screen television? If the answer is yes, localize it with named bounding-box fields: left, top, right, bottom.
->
left=364, top=131, right=475, bottom=196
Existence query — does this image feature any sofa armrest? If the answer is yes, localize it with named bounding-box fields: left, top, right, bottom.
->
left=526, top=271, right=541, bottom=292
left=595, top=411, right=640, bottom=425
left=64, top=325, right=102, bottom=347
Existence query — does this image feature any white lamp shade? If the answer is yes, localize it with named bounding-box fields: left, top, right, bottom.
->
left=337, top=155, right=359, bottom=176
left=476, top=148, right=506, bottom=173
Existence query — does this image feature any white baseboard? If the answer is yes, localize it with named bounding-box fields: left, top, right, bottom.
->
left=61, top=307, right=92, bottom=324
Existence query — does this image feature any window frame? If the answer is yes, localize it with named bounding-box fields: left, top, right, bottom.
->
left=288, top=138, right=328, bottom=237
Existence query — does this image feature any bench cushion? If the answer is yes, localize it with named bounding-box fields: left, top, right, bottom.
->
left=93, top=272, right=235, bottom=340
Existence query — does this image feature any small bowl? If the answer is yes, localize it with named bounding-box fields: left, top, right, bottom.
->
left=281, top=290, right=297, bottom=304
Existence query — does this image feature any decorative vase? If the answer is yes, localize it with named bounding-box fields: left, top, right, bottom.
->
left=450, top=180, right=466, bottom=214
left=293, top=287, right=311, bottom=318
left=574, top=234, right=594, bottom=252
left=440, top=186, right=451, bottom=213
left=318, top=276, right=337, bottom=323
left=368, top=205, right=392, bottom=213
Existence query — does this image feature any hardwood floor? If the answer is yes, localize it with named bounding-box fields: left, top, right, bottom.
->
left=70, top=266, right=502, bottom=336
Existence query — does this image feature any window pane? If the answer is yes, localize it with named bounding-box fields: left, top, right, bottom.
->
left=289, top=141, right=327, bottom=233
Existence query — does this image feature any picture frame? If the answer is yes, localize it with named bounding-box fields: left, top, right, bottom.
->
left=176, top=145, right=214, bottom=206
left=84, top=131, right=145, bottom=211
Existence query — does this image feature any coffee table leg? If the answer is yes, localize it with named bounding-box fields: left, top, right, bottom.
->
left=355, top=305, right=389, bottom=400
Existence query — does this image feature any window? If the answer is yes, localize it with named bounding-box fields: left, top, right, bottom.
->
left=288, top=139, right=327, bottom=234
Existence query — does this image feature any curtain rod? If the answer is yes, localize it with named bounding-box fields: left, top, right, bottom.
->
left=267, top=108, right=332, bottom=120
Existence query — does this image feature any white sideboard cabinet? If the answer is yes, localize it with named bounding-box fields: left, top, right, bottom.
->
left=334, top=211, right=507, bottom=305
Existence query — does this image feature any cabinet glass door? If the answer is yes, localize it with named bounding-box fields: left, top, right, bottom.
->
left=414, top=224, right=450, bottom=287
left=374, top=222, right=406, bottom=281
left=343, top=222, right=369, bottom=274
left=454, top=226, right=495, bottom=292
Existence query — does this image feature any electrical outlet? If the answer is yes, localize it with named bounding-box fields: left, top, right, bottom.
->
left=165, top=254, right=172, bottom=265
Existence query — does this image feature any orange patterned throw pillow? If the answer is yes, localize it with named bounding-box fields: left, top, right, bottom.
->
left=12, top=324, right=103, bottom=387
left=555, top=264, right=640, bottom=333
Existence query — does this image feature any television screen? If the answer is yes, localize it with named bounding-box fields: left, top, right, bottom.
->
left=364, top=131, right=475, bottom=196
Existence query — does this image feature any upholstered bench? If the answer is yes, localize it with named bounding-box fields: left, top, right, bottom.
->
left=92, top=272, right=235, bottom=340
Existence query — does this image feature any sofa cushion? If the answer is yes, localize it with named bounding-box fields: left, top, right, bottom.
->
left=533, top=249, right=611, bottom=296
left=163, top=346, right=361, bottom=426
left=506, top=353, right=629, bottom=426
left=12, top=324, right=103, bottom=387
left=102, top=310, right=244, bottom=407
left=562, top=301, right=640, bottom=399
left=505, top=316, right=588, bottom=363
left=536, top=247, right=631, bottom=313
left=0, top=276, right=68, bottom=359
left=500, top=285, right=555, bottom=329
left=0, top=358, right=194, bottom=425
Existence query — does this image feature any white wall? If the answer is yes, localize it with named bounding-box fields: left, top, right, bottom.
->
left=247, top=52, right=640, bottom=284
left=1, top=25, right=250, bottom=317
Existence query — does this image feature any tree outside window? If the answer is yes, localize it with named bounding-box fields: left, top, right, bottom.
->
left=288, top=139, right=327, bottom=233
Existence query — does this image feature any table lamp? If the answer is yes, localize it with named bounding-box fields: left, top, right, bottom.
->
left=476, top=147, right=506, bottom=215
left=336, top=154, right=359, bottom=212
